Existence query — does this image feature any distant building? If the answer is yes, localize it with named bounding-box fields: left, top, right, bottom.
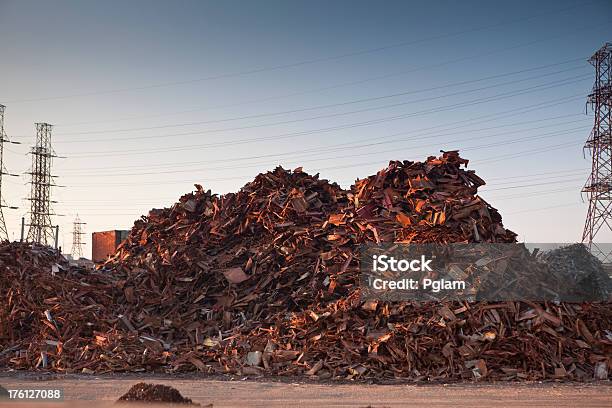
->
left=92, top=230, right=130, bottom=263
left=63, top=253, right=95, bottom=270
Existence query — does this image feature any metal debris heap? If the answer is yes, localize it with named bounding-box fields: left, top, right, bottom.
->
left=117, top=383, right=198, bottom=405
left=0, top=152, right=610, bottom=381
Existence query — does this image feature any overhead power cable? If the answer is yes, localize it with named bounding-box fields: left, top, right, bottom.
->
left=57, top=121, right=583, bottom=177
left=484, top=186, right=581, bottom=200
left=56, top=177, right=589, bottom=213
left=55, top=168, right=590, bottom=209
left=62, top=120, right=588, bottom=178
left=64, top=132, right=586, bottom=187
left=56, top=168, right=589, bottom=215
left=71, top=199, right=586, bottom=217
left=56, top=178, right=588, bottom=211
left=476, top=141, right=582, bottom=165
left=3, top=1, right=597, bottom=105
left=65, top=75, right=590, bottom=158
left=483, top=167, right=586, bottom=182
left=504, top=202, right=582, bottom=215
left=55, top=94, right=587, bottom=173
left=47, top=62, right=586, bottom=138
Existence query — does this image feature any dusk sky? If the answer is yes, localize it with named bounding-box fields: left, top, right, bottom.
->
left=1, top=0, right=611, bottom=257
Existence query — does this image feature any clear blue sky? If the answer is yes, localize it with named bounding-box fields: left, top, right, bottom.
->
left=1, top=0, right=611, bottom=257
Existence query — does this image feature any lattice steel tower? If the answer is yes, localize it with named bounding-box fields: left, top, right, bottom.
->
left=70, top=215, right=86, bottom=259
left=26, top=123, right=58, bottom=245
left=0, top=105, right=19, bottom=242
left=582, top=42, right=612, bottom=260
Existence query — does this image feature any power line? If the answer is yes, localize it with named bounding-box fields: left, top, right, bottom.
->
left=477, top=141, right=582, bottom=166
left=53, top=69, right=589, bottom=146
left=484, top=186, right=580, bottom=200
left=484, top=167, right=587, bottom=182
left=62, top=119, right=589, bottom=178
left=58, top=119, right=588, bottom=183
left=11, top=64, right=586, bottom=143
left=64, top=75, right=590, bottom=158
left=56, top=175, right=589, bottom=214
left=46, top=61, right=587, bottom=139
left=3, top=1, right=597, bottom=105
left=55, top=95, right=588, bottom=174
left=64, top=134, right=586, bottom=188
left=505, top=202, right=582, bottom=215
left=481, top=177, right=587, bottom=191
left=56, top=166, right=588, bottom=203
left=57, top=95, right=583, bottom=178
left=56, top=58, right=588, bottom=130
left=60, top=172, right=588, bottom=207
left=58, top=169, right=589, bottom=206
left=70, top=200, right=586, bottom=218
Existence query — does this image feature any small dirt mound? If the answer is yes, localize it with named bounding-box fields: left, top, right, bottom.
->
left=117, top=383, right=197, bottom=405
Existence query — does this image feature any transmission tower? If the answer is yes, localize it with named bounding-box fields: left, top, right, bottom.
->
left=70, top=215, right=86, bottom=259
left=0, top=105, right=20, bottom=242
left=582, top=42, right=612, bottom=260
left=26, top=123, right=58, bottom=246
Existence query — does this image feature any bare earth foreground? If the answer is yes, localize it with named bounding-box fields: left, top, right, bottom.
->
left=0, top=374, right=610, bottom=407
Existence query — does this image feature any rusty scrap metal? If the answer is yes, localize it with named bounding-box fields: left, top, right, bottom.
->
left=1, top=152, right=610, bottom=381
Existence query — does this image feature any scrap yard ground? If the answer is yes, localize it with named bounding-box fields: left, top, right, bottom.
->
left=1, top=374, right=611, bottom=407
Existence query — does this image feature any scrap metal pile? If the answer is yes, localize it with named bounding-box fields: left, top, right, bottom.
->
left=0, top=152, right=610, bottom=381
left=117, top=383, right=198, bottom=405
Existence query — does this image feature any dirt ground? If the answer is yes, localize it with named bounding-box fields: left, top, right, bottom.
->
left=0, top=373, right=610, bottom=407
